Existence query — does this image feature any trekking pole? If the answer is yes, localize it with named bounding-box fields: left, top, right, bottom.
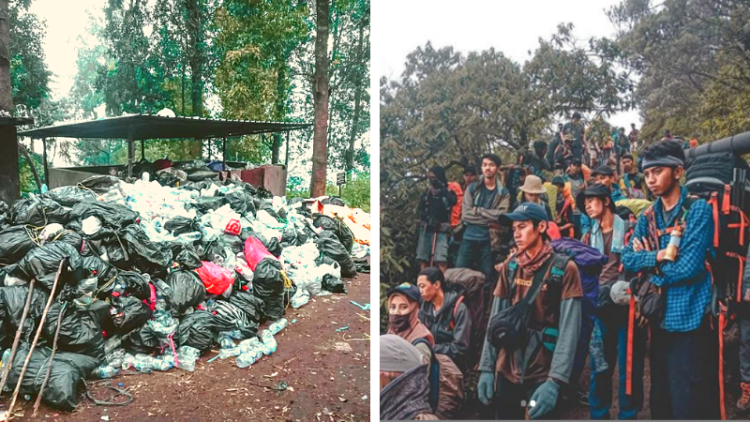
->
left=7, top=261, right=65, bottom=420
left=0, top=278, right=36, bottom=395
left=32, top=302, right=66, bottom=417
left=429, top=227, right=438, bottom=267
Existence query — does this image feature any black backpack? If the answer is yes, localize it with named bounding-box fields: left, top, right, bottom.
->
left=487, top=253, right=569, bottom=351
left=685, top=151, right=750, bottom=305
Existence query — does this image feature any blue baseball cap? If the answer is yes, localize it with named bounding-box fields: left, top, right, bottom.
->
left=386, top=282, right=422, bottom=304
left=498, top=202, right=549, bottom=226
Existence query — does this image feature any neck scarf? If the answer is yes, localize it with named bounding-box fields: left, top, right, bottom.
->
left=590, top=214, right=626, bottom=254
left=387, top=295, right=435, bottom=347
left=516, top=241, right=554, bottom=274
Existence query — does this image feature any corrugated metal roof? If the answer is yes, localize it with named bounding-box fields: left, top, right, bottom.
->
left=17, top=114, right=310, bottom=140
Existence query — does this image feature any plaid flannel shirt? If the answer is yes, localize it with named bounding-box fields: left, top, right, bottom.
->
left=622, top=186, right=714, bottom=332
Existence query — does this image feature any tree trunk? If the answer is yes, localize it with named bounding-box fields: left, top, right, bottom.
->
left=310, top=0, right=330, bottom=197
left=345, top=17, right=366, bottom=175
left=0, top=0, right=13, bottom=113
left=186, top=0, right=203, bottom=116
left=271, top=63, right=288, bottom=164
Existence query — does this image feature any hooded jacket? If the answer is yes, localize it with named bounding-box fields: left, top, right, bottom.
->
left=419, top=282, right=472, bottom=370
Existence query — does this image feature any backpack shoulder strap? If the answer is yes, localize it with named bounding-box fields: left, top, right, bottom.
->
left=449, top=295, right=465, bottom=330
left=507, top=259, right=520, bottom=298
left=412, top=338, right=440, bottom=411
left=548, top=253, right=570, bottom=286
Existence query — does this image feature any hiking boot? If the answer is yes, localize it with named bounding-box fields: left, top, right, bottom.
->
left=576, top=388, right=590, bottom=407
left=738, top=382, right=750, bottom=412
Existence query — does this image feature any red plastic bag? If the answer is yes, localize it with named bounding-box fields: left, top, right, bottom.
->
left=243, top=237, right=276, bottom=271
left=195, top=261, right=235, bottom=295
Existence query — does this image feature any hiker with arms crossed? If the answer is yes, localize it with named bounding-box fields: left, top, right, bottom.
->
left=622, top=139, right=719, bottom=419
left=456, top=153, right=511, bottom=282
left=416, top=166, right=456, bottom=273
left=477, top=202, right=583, bottom=419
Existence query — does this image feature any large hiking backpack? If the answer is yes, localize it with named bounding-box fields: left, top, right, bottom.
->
left=412, top=338, right=464, bottom=419
left=685, top=151, right=750, bottom=304
left=551, top=238, right=608, bottom=377
left=444, top=268, right=486, bottom=365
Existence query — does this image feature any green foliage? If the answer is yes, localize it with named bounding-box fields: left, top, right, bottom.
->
left=10, top=0, right=51, bottom=112
left=18, top=147, right=43, bottom=196
left=287, top=172, right=370, bottom=212
left=607, top=0, right=750, bottom=142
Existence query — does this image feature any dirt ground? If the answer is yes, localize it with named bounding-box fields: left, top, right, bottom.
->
left=13, top=272, right=371, bottom=422
left=461, top=324, right=746, bottom=420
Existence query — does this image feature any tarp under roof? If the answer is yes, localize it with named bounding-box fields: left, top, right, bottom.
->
left=17, top=114, right=310, bottom=140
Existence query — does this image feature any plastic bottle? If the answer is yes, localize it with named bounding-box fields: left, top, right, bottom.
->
left=152, top=358, right=173, bottom=372
left=155, top=279, right=172, bottom=297
left=260, top=330, right=277, bottom=355
left=236, top=349, right=263, bottom=368
left=269, top=318, right=288, bottom=335
left=1, top=349, right=10, bottom=367
left=219, top=335, right=235, bottom=349
left=239, top=338, right=263, bottom=354
left=177, top=231, right=202, bottom=242
left=96, top=366, right=120, bottom=379
left=219, top=347, right=241, bottom=359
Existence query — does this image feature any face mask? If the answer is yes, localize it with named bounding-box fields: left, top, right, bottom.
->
left=389, top=313, right=411, bottom=333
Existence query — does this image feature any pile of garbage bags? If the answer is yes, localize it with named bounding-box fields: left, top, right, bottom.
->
left=0, top=174, right=369, bottom=410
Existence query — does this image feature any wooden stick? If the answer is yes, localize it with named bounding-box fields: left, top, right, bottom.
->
left=7, top=261, right=64, bottom=419
left=0, top=278, right=36, bottom=394
left=32, top=302, right=66, bottom=417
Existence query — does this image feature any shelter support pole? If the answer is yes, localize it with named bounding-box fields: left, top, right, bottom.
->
left=141, top=139, right=145, bottom=161
left=0, top=124, right=20, bottom=203
left=285, top=131, right=290, bottom=168
left=127, top=129, right=134, bottom=179
left=42, top=138, right=49, bottom=187
left=223, top=136, right=227, bottom=171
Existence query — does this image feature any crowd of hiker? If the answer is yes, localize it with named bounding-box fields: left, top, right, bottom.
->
left=381, top=116, right=750, bottom=420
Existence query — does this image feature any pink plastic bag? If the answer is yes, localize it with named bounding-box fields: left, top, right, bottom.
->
left=195, top=261, right=235, bottom=295
left=243, top=237, right=275, bottom=271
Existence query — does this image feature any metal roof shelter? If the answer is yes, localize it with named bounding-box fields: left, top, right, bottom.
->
left=17, top=114, right=311, bottom=183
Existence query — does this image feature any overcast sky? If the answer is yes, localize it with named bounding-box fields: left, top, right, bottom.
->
left=373, top=0, right=641, bottom=130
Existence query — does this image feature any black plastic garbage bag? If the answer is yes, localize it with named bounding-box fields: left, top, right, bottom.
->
left=11, top=242, right=81, bottom=290
left=229, top=290, right=266, bottom=323
left=43, top=300, right=109, bottom=362
left=165, top=270, right=205, bottom=316
left=186, top=169, right=219, bottom=182
left=51, top=230, right=85, bottom=253
left=226, top=191, right=256, bottom=216
left=109, top=295, right=153, bottom=335
left=75, top=255, right=118, bottom=289
left=208, top=300, right=258, bottom=339
left=0, top=285, right=50, bottom=348
left=0, top=226, right=37, bottom=265
left=69, top=201, right=138, bottom=229
left=197, top=239, right=228, bottom=262
left=0, top=200, right=9, bottom=227
left=223, top=234, right=244, bottom=255
left=177, top=310, right=219, bottom=352
left=94, top=270, right=150, bottom=302
left=78, top=175, right=121, bottom=194
left=253, top=258, right=285, bottom=321
left=174, top=247, right=202, bottom=270
left=164, top=216, right=198, bottom=236
left=10, top=198, right=70, bottom=227
left=258, top=234, right=282, bottom=258
left=156, top=171, right=180, bottom=187
left=189, top=196, right=226, bottom=213
left=119, top=225, right=172, bottom=273
left=322, top=197, right=346, bottom=207
left=313, top=214, right=354, bottom=253
left=315, top=232, right=357, bottom=278
left=322, top=274, right=347, bottom=294
left=6, top=347, right=99, bottom=411
left=44, top=186, right=98, bottom=207
left=123, top=324, right=161, bottom=355
left=281, top=227, right=306, bottom=248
